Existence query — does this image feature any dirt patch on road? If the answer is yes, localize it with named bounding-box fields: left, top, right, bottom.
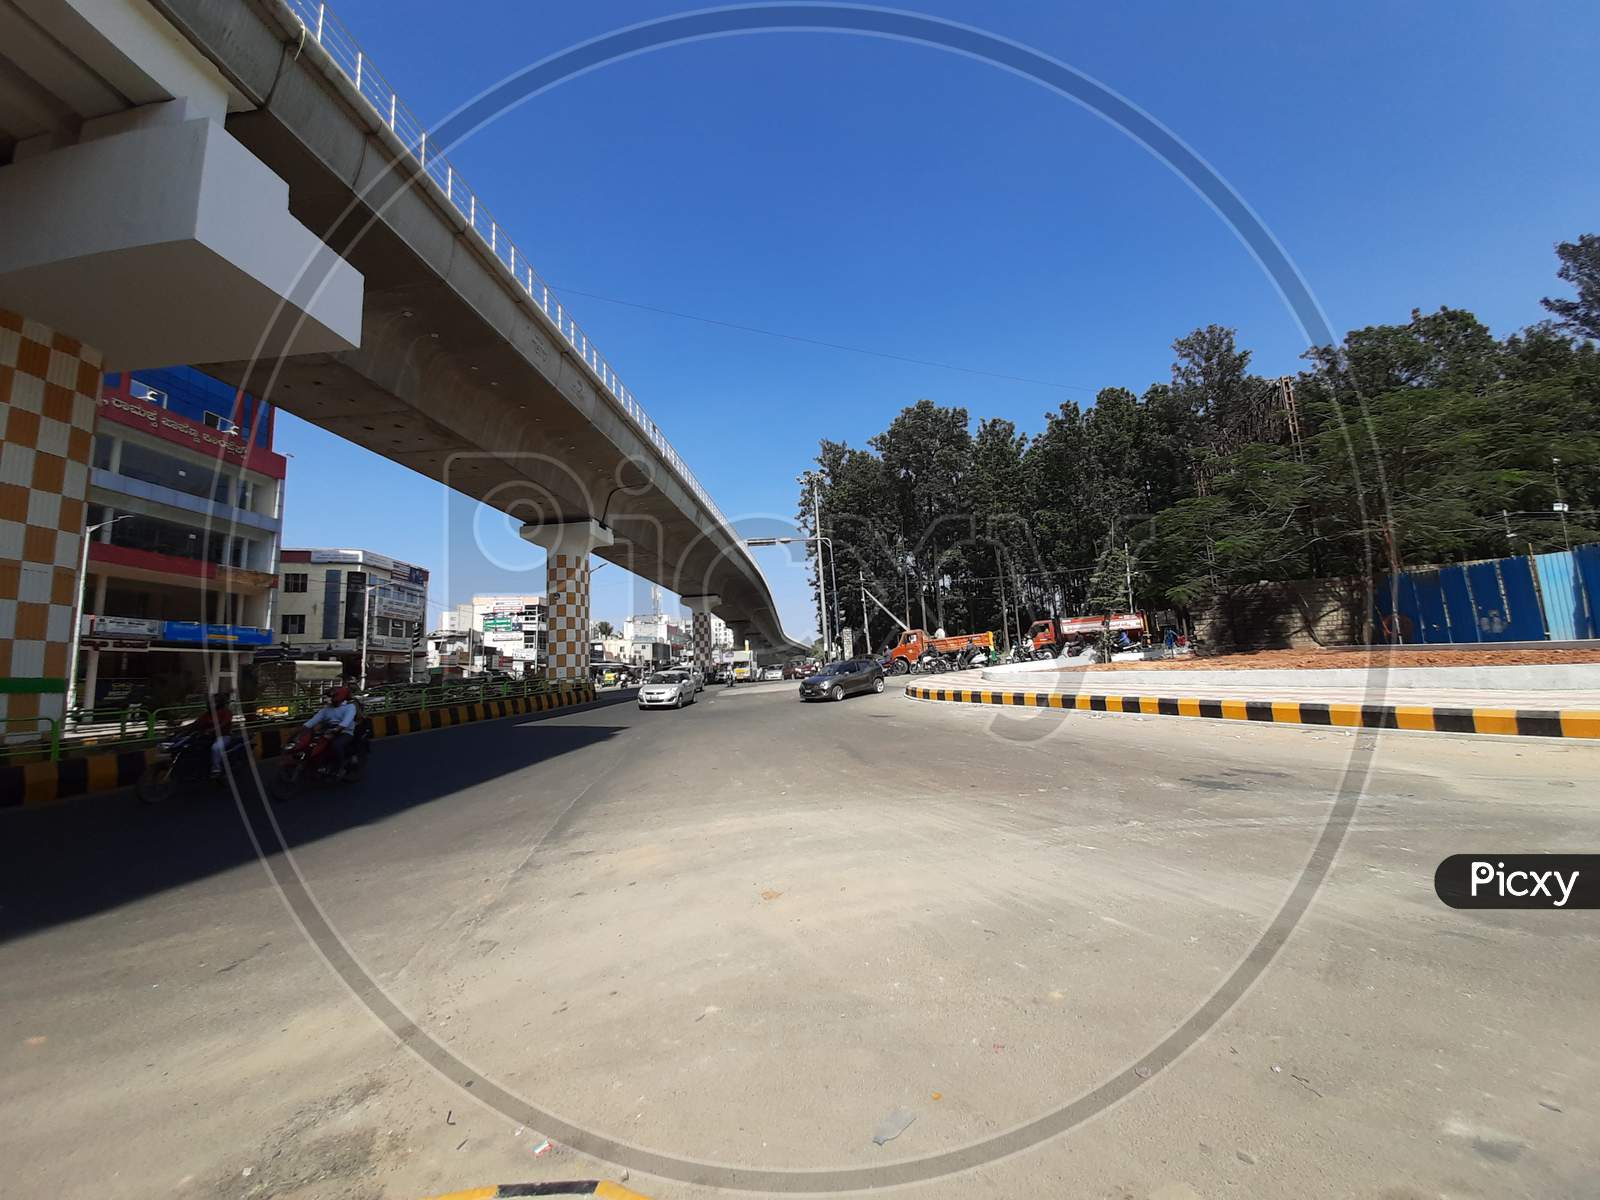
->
left=215, top=1077, right=395, bottom=1200
left=1077, top=647, right=1600, bottom=671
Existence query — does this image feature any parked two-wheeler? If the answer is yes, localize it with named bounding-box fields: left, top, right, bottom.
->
left=137, top=729, right=250, bottom=804
left=271, top=719, right=373, bottom=801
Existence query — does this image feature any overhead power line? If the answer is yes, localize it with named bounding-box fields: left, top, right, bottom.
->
left=548, top=282, right=1098, bottom=394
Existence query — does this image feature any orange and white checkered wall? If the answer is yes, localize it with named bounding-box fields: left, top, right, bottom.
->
left=0, top=307, right=99, bottom=734
left=543, top=552, right=590, bottom=679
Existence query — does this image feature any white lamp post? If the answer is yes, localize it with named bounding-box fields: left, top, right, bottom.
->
left=745, top=534, right=835, bottom=662
left=65, top=513, right=132, bottom=714
left=357, top=579, right=381, bottom=692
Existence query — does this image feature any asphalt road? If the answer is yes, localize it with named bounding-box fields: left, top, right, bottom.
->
left=2, top=679, right=1597, bottom=1199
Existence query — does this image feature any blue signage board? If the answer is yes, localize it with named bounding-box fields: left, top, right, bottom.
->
left=160, top=621, right=273, bottom=647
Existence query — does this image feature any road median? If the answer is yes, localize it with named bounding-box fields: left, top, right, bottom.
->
left=1, top=682, right=604, bottom=810
left=906, top=680, right=1600, bottom=739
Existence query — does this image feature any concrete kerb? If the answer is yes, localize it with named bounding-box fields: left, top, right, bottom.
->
left=906, top=681, right=1600, bottom=740
left=0, top=682, right=602, bottom=809
left=416, top=1182, right=652, bottom=1200
left=981, top=661, right=1600, bottom=692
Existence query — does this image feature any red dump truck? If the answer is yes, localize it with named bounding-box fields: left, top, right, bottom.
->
left=1025, top=613, right=1145, bottom=658
left=883, top=628, right=995, bottom=674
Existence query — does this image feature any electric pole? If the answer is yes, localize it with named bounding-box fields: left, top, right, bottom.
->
left=995, top=545, right=1010, bottom=651
left=811, top=479, right=831, bottom=661
left=1553, top=457, right=1572, bottom=552
left=860, top=569, right=870, bottom=655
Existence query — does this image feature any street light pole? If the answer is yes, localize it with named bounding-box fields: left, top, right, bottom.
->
left=358, top=579, right=380, bottom=692
left=827, top=532, right=841, bottom=655
left=1124, top=538, right=1136, bottom=614
left=860, top=568, right=870, bottom=656
left=65, top=513, right=131, bottom=714
left=745, top=532, right=835, bottom=663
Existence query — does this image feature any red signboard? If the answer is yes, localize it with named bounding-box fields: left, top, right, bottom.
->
left=96, top=394, right=288, bottom=480
left=1056, top=613, right=1145, bottom=633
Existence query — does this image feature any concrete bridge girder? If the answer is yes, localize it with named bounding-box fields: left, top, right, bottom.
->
left=156, top=0, right=801, bottom=651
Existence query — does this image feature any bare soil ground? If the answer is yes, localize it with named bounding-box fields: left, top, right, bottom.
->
left=1083, top=645, right=1600, bottom=670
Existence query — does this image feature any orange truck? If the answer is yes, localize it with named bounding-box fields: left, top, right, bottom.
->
left=883, top=628, right=995, bottom=674
left=1025, top=613, right=1144, bottom=658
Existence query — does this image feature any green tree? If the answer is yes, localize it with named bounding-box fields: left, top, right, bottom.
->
left=1542, top=233, right=1600, bottom=341
left=869, top=400, right=973, bottom=630
left=799, top=240, right=1600, bottom=646
left=802, top=439, right=899, bottom=644
left=1171, top=324, right=1277, bottom=458
left=1085, top=534, right=1139, bottom=613
left=955, top=417, right=1031, bottom=637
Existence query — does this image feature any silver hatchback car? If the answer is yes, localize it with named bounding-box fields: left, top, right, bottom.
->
left=637, top=670, right=697, bottom=709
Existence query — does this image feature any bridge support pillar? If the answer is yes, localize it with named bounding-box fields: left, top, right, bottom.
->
left=681, top=594, right=723, bottom=679
left=0, top=306, right=100, bottom=743
left=520, top=519, right=614, bottom=682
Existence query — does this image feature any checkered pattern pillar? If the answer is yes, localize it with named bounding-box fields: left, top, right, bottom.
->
left=692, top=611, right=712, bottom=676
left=543, top=553, right=591, bottom=680
left=0, top=307, right=99, bottom=740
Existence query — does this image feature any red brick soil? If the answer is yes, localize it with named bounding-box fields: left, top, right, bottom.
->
left=1079, top=646, right=1600, bottom=671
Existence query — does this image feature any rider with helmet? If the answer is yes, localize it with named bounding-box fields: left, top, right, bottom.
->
left=300, top=684, right=358, bottom=774
left=176, top=689, right=239, bottom=778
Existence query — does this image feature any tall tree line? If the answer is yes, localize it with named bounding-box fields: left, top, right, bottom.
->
left=798, top=238, right=1600, bottom=649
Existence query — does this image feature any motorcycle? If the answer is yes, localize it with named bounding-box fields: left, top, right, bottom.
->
left=271, top=718, right=374, bottom=801
left=137, top=728, right=250, bottom=804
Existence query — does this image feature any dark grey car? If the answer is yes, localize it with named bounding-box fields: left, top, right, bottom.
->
left=798, top=658, right=886, bottom=702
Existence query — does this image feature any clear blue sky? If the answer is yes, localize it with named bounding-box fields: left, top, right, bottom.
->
left=275, top=0, right=1600, bottom=639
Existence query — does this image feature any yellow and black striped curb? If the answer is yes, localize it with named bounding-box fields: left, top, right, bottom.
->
left=1, top=684, right=599, bottom=810
left=906, top=682, right=1600, bottom=739
left=421, top=1183, right=650, bottom=1200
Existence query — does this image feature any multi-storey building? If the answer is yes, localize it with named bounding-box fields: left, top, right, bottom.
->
left=623, top=611, right=688, bottom=666
left=274, top=548, right=429, bottom=684
left=76, top=367, right=285, bottom=709
left=470, top=594, right=546, bottom=673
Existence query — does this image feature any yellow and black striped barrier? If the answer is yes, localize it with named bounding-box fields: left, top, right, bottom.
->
left=421, top=1182, right=650, bottom=1200
left=1, top=683, right=599, bottom=809
left=905, top=682, right=1600, bottom=740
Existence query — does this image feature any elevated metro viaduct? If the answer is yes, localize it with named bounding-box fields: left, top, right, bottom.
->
left=0, top=0, right=803, bottom=737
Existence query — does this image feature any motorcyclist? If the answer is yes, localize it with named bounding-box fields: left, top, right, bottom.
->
left=299, top=685, right=358, bottom=775
left=178, top=690, right=237, bottom=778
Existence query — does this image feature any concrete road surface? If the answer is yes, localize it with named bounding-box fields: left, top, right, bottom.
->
left=2, top=680, right=1596, bottom=1199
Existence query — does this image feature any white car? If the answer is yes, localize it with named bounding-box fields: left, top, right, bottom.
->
left=638, top=670, right=696, bottom=709
left=760, top=666, right=784, bottom=681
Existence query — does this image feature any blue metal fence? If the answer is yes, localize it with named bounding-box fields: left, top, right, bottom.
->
left=1379, top=543, right=1597, bottom=644
left=1534, top=552, right=1588, bottom=640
